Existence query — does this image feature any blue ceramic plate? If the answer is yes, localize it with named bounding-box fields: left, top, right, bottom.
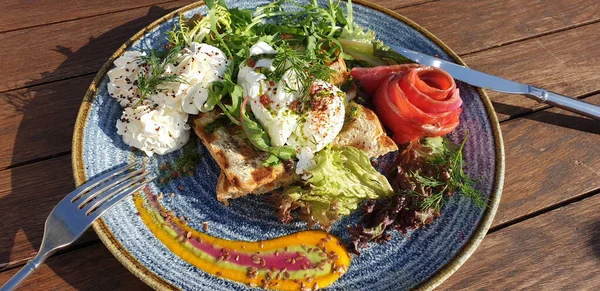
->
left=72, top=1, right=504, bottom=290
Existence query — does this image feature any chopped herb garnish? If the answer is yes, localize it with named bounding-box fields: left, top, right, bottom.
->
left=396, top=134, right=486, bottom=214
left=158, top=136, right=203, bottom=185
left=134, top=45, right=188, bottom=107
left=204, top=115, right=229, bottom=134
left=429, top=132, right=486, bottom=209
left=265, top=44, right=335, bottom=97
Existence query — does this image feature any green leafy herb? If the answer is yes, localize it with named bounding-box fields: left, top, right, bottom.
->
left=240, top=96, right=296, bottom=164
left=204, top=67, right=243, bottom=126
left=435, top=133, right=486, bottom=208
left=134, top=46, right=188, bottom=107
left=205, top=0, right=227, bottom=9
left=265, top=44, right=335, bottom=96
left=397, top=135, right=486, bottom=214
left=263, top=154, right=281, bottom=167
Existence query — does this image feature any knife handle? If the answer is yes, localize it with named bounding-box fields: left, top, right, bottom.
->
left=526, top=86, right=600, bottom=121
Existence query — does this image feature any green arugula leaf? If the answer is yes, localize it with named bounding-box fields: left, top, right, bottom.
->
left=239, top=97, right=296, bottom=163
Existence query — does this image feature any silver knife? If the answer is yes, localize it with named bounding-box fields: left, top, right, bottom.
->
left=389, top=45, right=600, bottom=121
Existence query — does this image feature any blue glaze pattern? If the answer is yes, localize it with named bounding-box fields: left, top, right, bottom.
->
left=78, top=1, right=498, bottom=290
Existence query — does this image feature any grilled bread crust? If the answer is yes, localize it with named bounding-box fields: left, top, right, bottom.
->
left=333, top=103, right=398, bottom=158
left=193, top=104, right=397, bottom=202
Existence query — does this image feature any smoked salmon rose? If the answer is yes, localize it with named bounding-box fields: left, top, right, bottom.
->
left=351, top=65, right=463, bottom=144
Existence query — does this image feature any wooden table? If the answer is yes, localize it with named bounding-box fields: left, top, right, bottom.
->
left=0, top=0, right=598, bottom=290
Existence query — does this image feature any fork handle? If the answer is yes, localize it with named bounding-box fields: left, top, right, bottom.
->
left=0, top=254, right=47, bottom=291
left=526, top=86, right=600, bottom=121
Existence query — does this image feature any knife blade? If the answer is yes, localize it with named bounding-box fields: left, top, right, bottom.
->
left=388, top=44, right=600, bottom=121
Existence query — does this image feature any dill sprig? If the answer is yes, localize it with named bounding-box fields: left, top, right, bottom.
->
left=443, top=132, right=487, bottom=208
left=133, top=45, right=188, bottom=107
left=402, top=134, right=486, bottom=213
left=265, top=44, right=335, bottom=97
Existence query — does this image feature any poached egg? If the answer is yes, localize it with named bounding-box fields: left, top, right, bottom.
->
left=238, top=42, right=346, bottom=175
left=158, top=42, right=229, bottom=114
left=106, top=51, right=149, bottom=107
left=107, top=43, right=228, bottom=155
left=115, top=105, right=190, bottom=156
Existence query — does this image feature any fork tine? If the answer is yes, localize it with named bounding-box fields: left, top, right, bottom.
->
left=82, top=171, right=151, bottom=215
left=86, top=178, right=154, bottom=219
left=68, top=162, right=139, bottom=202
left=77, top=167, right=145, bottom=209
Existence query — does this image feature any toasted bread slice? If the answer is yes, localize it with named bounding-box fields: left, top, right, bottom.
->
left=192, top=110, right=298, bottom=200
left=215, top=170, right=300, bottom=203
left=194, top=104, right=397, bottom=202
left=332, top=103, right=398, bottom=158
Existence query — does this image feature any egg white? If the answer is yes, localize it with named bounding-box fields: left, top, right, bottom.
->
left=238, top=42, right=346, bottom=175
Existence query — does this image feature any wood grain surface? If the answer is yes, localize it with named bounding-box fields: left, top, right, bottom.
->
left=397, top=0, right=600, bottom=55
left=368, top=0, right=437, bottom=10
left=0, top=243, right=151, bottom=291
left=0, top=0, right=599, bottom=290
left=0, top=156, right=74, bottom=269
left=492, top=95, right=600, bottom=228
left=0, top=1, right=187, bottom=33
left=464, top=22, right=600, bottom=120
left=440, top=191, right=600, bottom=290
left=0, top=0, right=195, bottom=93
left=0, top=76, right=92, bottom=170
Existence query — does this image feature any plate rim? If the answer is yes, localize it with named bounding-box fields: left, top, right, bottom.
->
left=71, top=1, right=505, bottom=290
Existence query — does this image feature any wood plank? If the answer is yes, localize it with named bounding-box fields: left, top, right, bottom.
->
left=0, top=0, right=180, bottom=33
left=0, top=0, right=195, bottom=93
left=397, top=0, right=600, bottom=55
left=0, top=243, right=151, bottom=291
left=463, top=22, right=600, bottom=121
left=0, top=0, right=437, bottom=35
left=0, top=155, right=89, bottom=270
left=367, top=0, right=438, bottom=10
left=0, top=75, right=93, bottom=170
left=439, top=192, right=600, bottom=290
left=493, top=94, right=600, bottom=228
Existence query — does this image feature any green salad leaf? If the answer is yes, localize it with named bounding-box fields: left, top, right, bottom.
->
left=277, top=146, right=394, bottom=230
left=239, top=96, right=296, bottom=165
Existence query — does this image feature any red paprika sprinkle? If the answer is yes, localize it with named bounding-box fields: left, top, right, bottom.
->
left=260, top=94, right=270, bottom=106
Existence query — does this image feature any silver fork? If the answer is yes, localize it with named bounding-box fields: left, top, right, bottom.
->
left=0, top=162, right=152, bottom=291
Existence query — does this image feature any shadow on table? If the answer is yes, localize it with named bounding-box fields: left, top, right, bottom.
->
left=0, top=5, right=177, bottom=290
left=493, top=101, right=600, bottom=134
left=589, top=220, right=600, bottom=260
